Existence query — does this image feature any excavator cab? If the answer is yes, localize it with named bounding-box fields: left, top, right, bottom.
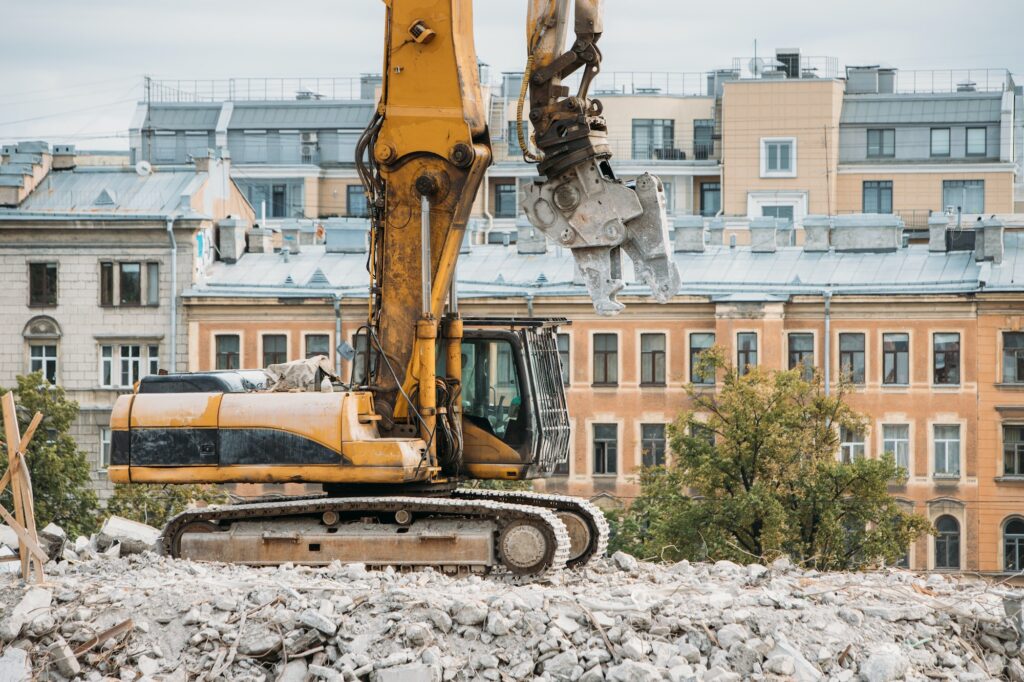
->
left=444, top=318, right=571, bottom=481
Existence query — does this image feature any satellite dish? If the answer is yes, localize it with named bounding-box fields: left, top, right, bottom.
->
left=135, top=160, right=152, bottom=177
left=748, top=58, right=765, bottom=78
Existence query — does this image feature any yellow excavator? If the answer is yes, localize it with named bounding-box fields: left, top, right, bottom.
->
left=107, top=0, right=679, bottom=576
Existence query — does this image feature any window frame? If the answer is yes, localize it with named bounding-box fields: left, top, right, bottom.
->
left=99, top=427, right=112, bottom=471
left=494, top=183, right=518, bottom=219
left=119, top=344, right=142, bottom=387
left=592, top=423, right=619, bottom=476
left=933, top=424, right=962, bottom=478
left=28, top=262, right=58, bottom=307
left=305, top=333, right=331, bottom=360
left=1003, top=425, right=1024, bottom=477
left=934, top=515, right=960, bottom=570
left=100, top=344, right=158, bottom=388
left=965, top=127, right=986, bottom=157
left=882, top=332, right=910, bottom=386
left=632, top=119, right=676, bottom=161
left=592, top=333, right=619, bottom=387
left=639, top=332, right=667, bottom=387
left=942, top=179, right=985, bottom=214
left=689, top=332, right=716, bottom=385
left=866, top=128, right=895, bottom=158
left=1002, top=332, right=1024, bottom=384
left=736, top=332, right=758, bottom=376
left=839, top=332, right=866, bottom=385
left=839, top=426, right=865, bottom=463
left=760, top=137, right=797, bottom=178
left=215, top=334, right=241, bottom=370
left=932, top=332, right=961, bottom=386
left=1004, top=518, right=1024, bottom=571
left=640, top=423, right=667, bottom=468
left=557, top=333, right=571, bottom=387
left=29, top=343, right=58, bottom=384
left=930, top=128, right=951, bottom=158
left=862, top=180, right=893, bottom=214
left=787, top=332, right=814, bottom=380
left=346, top=185, right=369, bottom=218
left=261, top=333, right=288, bottom=367
left=882, top=423, right=911, bottom=473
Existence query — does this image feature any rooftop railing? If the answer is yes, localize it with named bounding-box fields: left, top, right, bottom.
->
left=562, top=71, right=713, bottom=97
left=144, top=77, right=372, bottom=103
left=889, top=69, right=1013, bottom=94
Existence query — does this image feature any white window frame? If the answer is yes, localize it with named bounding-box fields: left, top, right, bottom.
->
left=120, top=344, right=142, bottom=387
left=933, top=424, right=962, bottom=478
left=882, top=423, right=911, bottom=473
left=99, top=427, right=112, bottom=471
left=148, top=345, right=160, bottom=376
left=966, top=127, right=987, bottom=156
left=100, top=344, right=158, bottom=388
left=840, top=426, right=866, bottom=463
left=29, top=344, right=58, bottom=384
left=760, top=137, right=797, bottom=178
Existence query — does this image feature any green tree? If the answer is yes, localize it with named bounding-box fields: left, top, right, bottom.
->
left=106, top=484, right=230, bottom=528
left=612, top=350, right=931, bottom=570
left=0, top=373, right=99, bottom=538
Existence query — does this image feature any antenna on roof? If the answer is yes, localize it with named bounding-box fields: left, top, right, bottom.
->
left=135, top=160, right=152, bottom=177
left=748, top=58, right=765, bottom=79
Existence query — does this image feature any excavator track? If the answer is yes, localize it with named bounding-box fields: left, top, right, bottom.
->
left=453, top=489, right=609, bottom=568
left=161, top=496, right=571, bottom=578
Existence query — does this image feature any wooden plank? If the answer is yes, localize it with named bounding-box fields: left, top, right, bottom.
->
left=72, top=619, right=134, bottom=657
left=0, top=504, right=46, bottom=561
left=1, top=393, right=19, bottom=462
left=17, top=457, right=43, bottom=582
left=17, top=412, right=42, bottom=455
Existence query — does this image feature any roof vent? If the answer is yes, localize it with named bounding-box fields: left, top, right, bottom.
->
left=94, top=188, right=117, bottom=206
left=307, top=268, right=331, bottom=288
left=957, top=80, right=977, bottom=93
left=284, top=275, right=295, bottom=285
left=536, top=273, right=548, bottom=285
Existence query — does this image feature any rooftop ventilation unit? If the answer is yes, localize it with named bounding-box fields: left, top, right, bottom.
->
left=957, top=81, right=977, bottom=92
left=776, top=48, right=801, bottom=79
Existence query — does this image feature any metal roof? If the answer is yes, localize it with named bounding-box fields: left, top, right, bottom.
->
left=146, top=104, right=222, bottom=131
left=187, top=235, right=1024, bottom=301
left=228, top=101, right=374, bottom=130
left=841, top=93, right=1003, bottom=125
left=1, top=167, right=199, bottom=216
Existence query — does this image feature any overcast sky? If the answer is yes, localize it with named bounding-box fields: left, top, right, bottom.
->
left=1, top=0, right=1020, bottom=150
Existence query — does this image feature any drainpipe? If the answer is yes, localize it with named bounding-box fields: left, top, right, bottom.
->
left=166, top=216, right=178, bottom=373
left=333, top=294, right=342, bottom=376
left=823, top=289, right=833, bottom=396
left=481, top=168, right=494, bottom=242
left=525, top=293, right=535, bottom=317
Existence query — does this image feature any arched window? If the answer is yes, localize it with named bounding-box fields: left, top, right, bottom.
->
left=935, top=515, right=960, bottom=569
left=1005, top=519, right=1024, bottom=571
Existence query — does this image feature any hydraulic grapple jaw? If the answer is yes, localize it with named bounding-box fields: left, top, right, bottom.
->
left=521, top=162, right=681, bottom=316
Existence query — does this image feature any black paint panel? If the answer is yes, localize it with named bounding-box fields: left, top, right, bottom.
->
left=111, top=430, right=131, bottom=466
left=218, top=428, right=347, bottom=466
left=130, top=428, right=218, bottom=466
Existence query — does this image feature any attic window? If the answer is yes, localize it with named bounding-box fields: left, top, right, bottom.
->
left=94, top=188, right=117, bottom=206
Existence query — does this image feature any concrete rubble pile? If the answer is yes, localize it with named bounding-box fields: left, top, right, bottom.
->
left=1, top=523, right=1023, bottom=682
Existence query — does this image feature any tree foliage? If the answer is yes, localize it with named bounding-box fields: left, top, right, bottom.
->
left=106, top=483, right=230, bottom=528
left=0, top=373, right=99, bottom=538
left=610, top=350, right=931, bottom=570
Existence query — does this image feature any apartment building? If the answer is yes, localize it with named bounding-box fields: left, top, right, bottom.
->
left=0, top=142, right=253, bottom=496
left=179, top=212, right=1024, bottom=574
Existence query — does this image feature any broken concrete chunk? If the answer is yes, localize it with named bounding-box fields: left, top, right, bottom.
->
left=860, top=643, right=909, bottom=682
left=46, top=637, right=81, bottom=677
left=0, top=647, right=31, bottom=682
left=370, top=664, right=441, bottom=682
left=0, top=588, right=52, bottom=643
left=0, top=525, right=18, bottom=550
left=96, top=516, right=160, bottom=555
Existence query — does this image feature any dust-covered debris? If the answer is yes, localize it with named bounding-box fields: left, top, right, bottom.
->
left=0, top=548, right=1022, bottom=681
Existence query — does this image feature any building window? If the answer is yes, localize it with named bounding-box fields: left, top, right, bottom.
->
left=1004, top=333, right=1024, bottom=384
left=866, top=129, right=895, bottom=158
left=882, top=333, right=909, bottom=385
left=934, top=425, right=961, bottom=477
left=736, top=333, right=757, bottom=375
left=840, top=426, right=865, bottom=463
left=153, top=131, right=177, bottom=163
left=863, top=181, right=893, bottom=214
left=119, top=262, right=141, bottom=306
left=148, top=345, right=159, bottom=376
left=700, top=183, right=721, bottom=217
left=29, top=263, right=58, bottom=307
left=839, top=333, right=865, bottom=384
left=146, top=263, right=160, bottom=306
left=507, top=120, right=529, bottom=155
left=966, top=127, right=986, bottom=157
left=1005, top=519, right=1024, bottom=571
left=788, top=333, right=814, bottom=380
left=592, top=334, right=618, bottom=386
left=640, top=333, right=666, bottom=386
left=632, top=119, right=675, bottom=160
left=29, top=344, right=57, bottom=384
left=593, top=423, right=618, bottom=475
left=934, top=515, right=960, bottom=569
left=101, top=346, right=113, bottom=386
left=216, top=335, right=240, bottom=370
left=119, top=345, right=141, bottom=386
left=1004, top=426, right=1024, bottom=476
left=930, top=128, right=950, bottom=157
left=243, top=131, right=268, bottom=163
left=100, top=262, right=114, bottom=306
left=99, top=427, right=112, bottom=471
left=693, top=119, right=715, bottom=159
left=557, top=333, right=570, bottom=386
left=263, top=334, right=287, bottom=366
left=883, top=424, right=910, bottom=471
left=942, top=180, right=985, bottom=214
left=761, top=205, right=795, bottom=227
left=641, top=423, right=666, bottom=467
left=494, top=184, right=517, bottom=218
left=689, top=333, right=715, bottom=385
left=305, top=334, right=330, bottom=359
left=347, top=186, right=369, bottom=218
left=760, top=138, right=796, bottom=177
left=933, top=333, right=960, bottom=385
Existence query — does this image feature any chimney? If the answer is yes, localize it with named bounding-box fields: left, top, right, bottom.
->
left=281, top=220, right=302, bottom=254
left=928, top=213, right=950, bottom=252
left=802, top=215, right=831, bottom=252
left=976, top=217, right=1005, bottom=264
left=749, top=216, right=778, bottom=253
left=193, top=149, right=214, bottom=173
left=516, top=215, right=547, bottom=255
left=830, top=214, right=903, bottom=253
left=247, top=226, right=275, bottom=254
left=0, top=141, right=51, bottom=207
left=217, top=218, right=250, bottom=263
left=706, top=217, right=725, bottom=246
left=52, top=144, right=77, bottom=171
left=324, top=217, right=369, bottom=254
left=672, top=215, right=705, bottom=253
